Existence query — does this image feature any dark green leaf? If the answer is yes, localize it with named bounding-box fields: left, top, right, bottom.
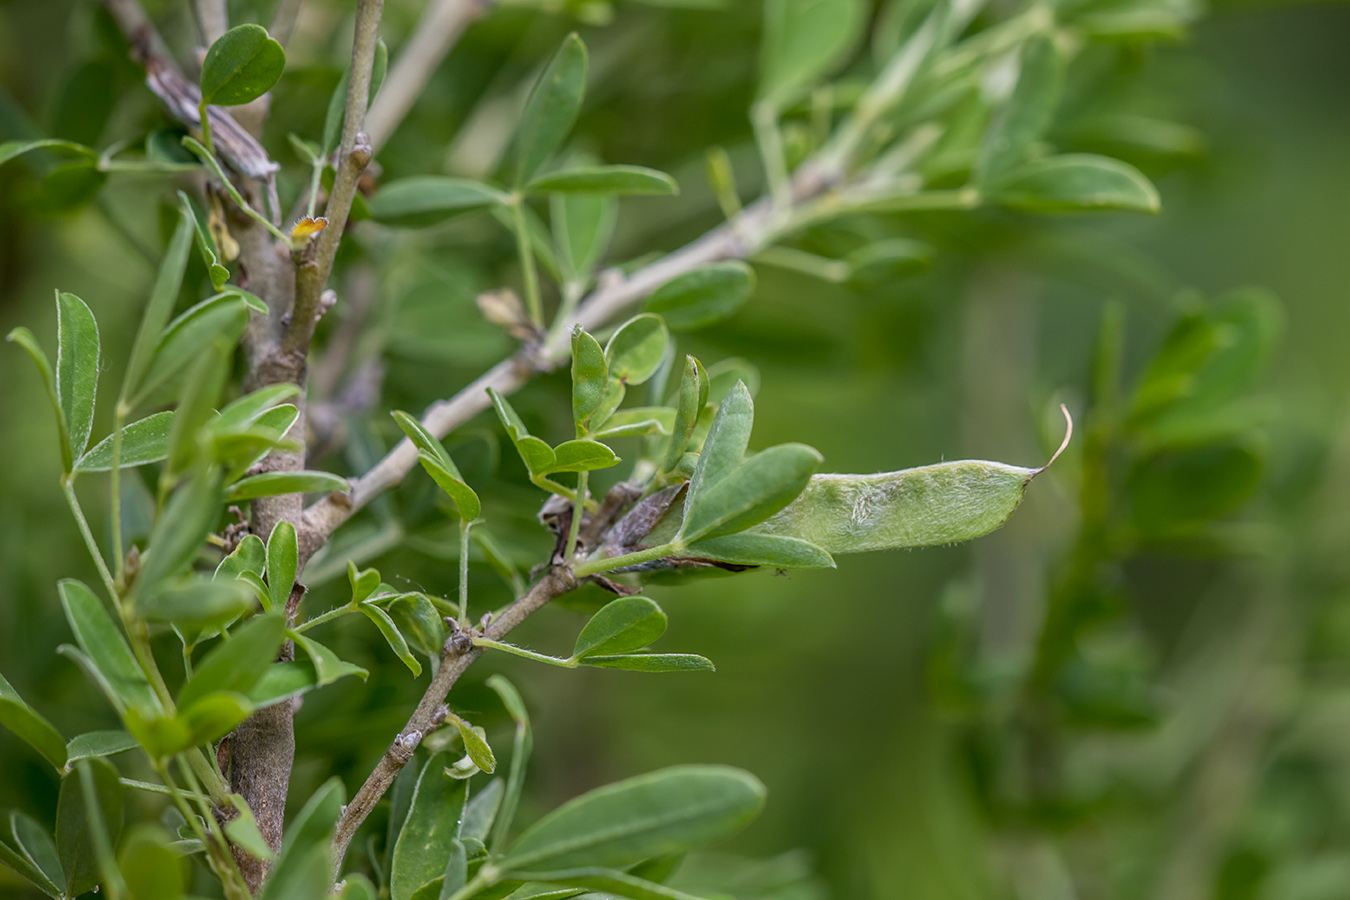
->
left=55, top=292, right=99, bottom=460
left=260, top=778, right=345, bottom=900
left=527, top=165, right=677, bottom=196
left=135, top=469, right=224, bottom=598
left=122, top=192, right=195, bottom=403
left=486, top=675, right=532, bottom=852
left=76, top=411, right=174, bottom=471
left=0, top=138, right=96, bottom=167
left=246, top=661, right=320, bottom=708
left=369, top=177, right=507, bottom=227
left=348, top=560, right=382, bottom=604
left=294, top=635, right=368, bottom=686
left=685, top=381, right=753, bottom=505
left=526, top=867, right=707, bottom=900
left=213, top=384, right=301, bottom=434
left=125, top=692, right=253, bottom=758
left=512, top=34, right=589, bottom=185
left=386, top=593, right=446, bottom=657
left=64, top=731, right=138, bottom=765
left=684, top=533, right=833, bottom=569
left=604, top=314, right=669, bottom=386
left=489, top=388, right=558, bottom=475
left=498, top=766, right=764, bottom=872
left=120, top=824, right=187, bottom=900
left=2, top=810, right=64, bottom=897
left=56, top=758, right=123, bottom=897
left=759, top=0, right=867, bottom=104
left=59, top=579, right=163, bottom=716
left=1127, top=440, right=1263, bottom=537
left=391, top=754, right=468, bottom=900
left=572, top=327, right=609, bottom=430
left=224, top=795, right=274, bottom=862
left=136, top=576, right=255, bottom=625
left=267, top=521, right=298, bottom=612
left=551, top=191, right=615, bottom=281
left=462, top=778, right=504, bottom=843
left=644, top=263, right=753, bottom=332
left=200, top=24, right=286, bottom=106
left=393, top=410, right=481, bottom=520
left=664, top=356, right=709, bottom=472
left=7, top=326, right=71, bottom=471
left=361, top=603, right=422, bottom=676
left=226, top=470, right=350, bottom=501
left=578, top=654, right=715, bottom=673
left=989, top=153, right=1160, bottom=213
left=217, top=534, right=267, bottom=582
left=572, top=597, right=667, bottom=659
left=680, top=443, right=822, bottom=542
left=545, top=440, right=620, bottom=474
left=166, top=335, right=231, bottom=478
left=977, top=34, right=1062, bottom=186
left=179, top=191, right=230, bottom=290
left=178, top=612, right=286, bottom=710
left=0, top=671, right=67, bottom=770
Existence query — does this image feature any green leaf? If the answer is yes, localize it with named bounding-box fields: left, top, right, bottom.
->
left=126, top=692, right=253, bottom=758
left=56, top=758, right=123, bottom=897
left=294, top=635, right=368, bottom=686
left=572, top=597, right=667, bottom=659
left=224, top=794, right=275, bottom=862
left=55, top=292, right=99, bottom=460
left=989, top=153, right=1160, bottom=213
left=578, top=654, right=715, bottom=673
left=361, top=602, right=422, bottom=676
left=200, top=24, right=286, bottom=106
left=512, top=34, right=589, bottom=185
left=1127, top=440, right=1263, bottom=537
left=267, top=521, right=298, bottom=612
left=226, top=470, right=350, bottom=501
left=759, top=0, right=867, bottom=104
left=463, top=778, right=504, bottom=844
left=498, top=766, right=765, bottom=872
left=246, top=661, right=320, bottom=707
left=527, top=165, right=677, bottom=196
left=337, top=874, right=379, bottom=900
left=592, top=407, right=676, bottom=440
left=122, top=187, right=195, bottom=403
left=604, top=314, right=669, bottom=387
left=455, top=719, right=497, bottom=775
left=64, top=731, right=139, bottom=765
left=135, top=469, right=224, bottom=599
left=572, top=327, right=609, bottom=430
left=2, top=810, right=65, bottom=897
left=681, top=443, right=823, bottom=542
left=7, top=326, right=71, bottom=472
left=552, top=191, right=615, bottom=281
left=218, top=534, right=267, bottom=581
left=210, top=385, right=295, bottom=433
left=385, top=593, right=446, bottom=657
left=323, top=38, right=389, bottom=153
left=76, top=411, right=175, bottom=471
left=119, top=825, right=187, bottom=899
left=664, top=356, right=709, bottom=472
left=489, top=387, right=558, bottom=475
left=684, top=533, right=833, bottom=569
left=393, top=410, right=481, bottom=520
left=179, top=191, right=230, bottom=290
left=977, top=34, right=1063, bottom=186
left=260, top=779, right=345, bottom=900
left=644, top=263, right=753, bottom=332
left=178, top=613, right=286, bottom=710
left=0, top=670, right=67, bottom=770
left=136, top=576, right=255, bottom=625
left=369, top=177, right=507, bottom=227
left=685, top=381, right=753, bottom=504
left=132, top=295, right=249, bottom=409
left=0, top=138, right=96, bottom=167
left=165, top=335, right=231, bottom=478
left=545, top=440, right=620, bottom=474
left=348, top=561, right=382, bottom=604
left=391, top=755, right=468, bottom=900
left=524, top=867, right=708, bottom=900
left=749, top=460, right=1045, bottom=551
left=59, top=579, right=163, bottom=716
left=486, top=675, right=532, bottom=852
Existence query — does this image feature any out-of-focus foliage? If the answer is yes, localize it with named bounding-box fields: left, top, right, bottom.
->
left=3, top=0, right=1350, bottom=897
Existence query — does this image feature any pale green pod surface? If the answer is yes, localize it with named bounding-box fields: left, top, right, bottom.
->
left=748, top=460, right=1038, bottom=552
left=748, top=407, right=1070, bottom=552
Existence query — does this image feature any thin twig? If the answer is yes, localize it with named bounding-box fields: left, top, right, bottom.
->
left=284, top=0, right=385, bottom=366
left=330, top=567, right=574, bottom=877
left=364, top=0, right=494, bottom=152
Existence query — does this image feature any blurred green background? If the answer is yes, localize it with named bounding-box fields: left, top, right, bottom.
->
left=5, top=0, right=1350, bottom=898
